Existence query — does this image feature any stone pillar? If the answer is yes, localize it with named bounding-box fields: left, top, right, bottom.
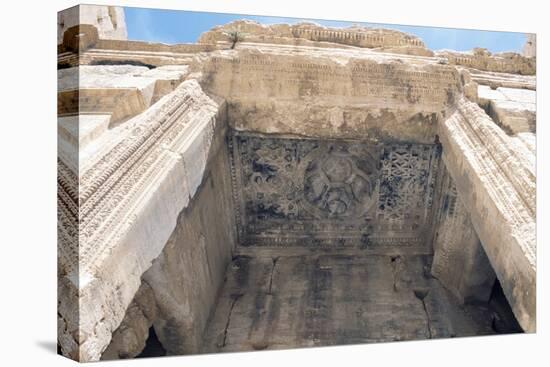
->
left=438, top=96, right=535, bottom=332
left=431, top=167, right=496, bottom=304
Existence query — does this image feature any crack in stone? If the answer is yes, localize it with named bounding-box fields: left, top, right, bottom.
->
left=390, top=255, right=402, bottom=292
left=220, top=293, right=242, bottom=348
left=414, top=289, right=432, bottom=339
left=267, top=257, right=279, bottom=295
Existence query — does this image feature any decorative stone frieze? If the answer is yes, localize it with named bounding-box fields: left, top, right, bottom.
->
left=438, top=96, right=536, bottom=332
left=198, top=20, right=431, bottom=55
left=435, top=48, right=535, bottom=75
left=58, top=79, right=226, bottom=360
left=229, top=132, right=440, bottom=251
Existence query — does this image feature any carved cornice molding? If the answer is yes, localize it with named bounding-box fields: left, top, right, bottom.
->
left=439, top=96, right=536, bottom=332
left=57, top=79, right=222, bottom=361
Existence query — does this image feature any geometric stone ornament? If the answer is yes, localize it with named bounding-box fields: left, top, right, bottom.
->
left=229, top=132, right=441, bottom=252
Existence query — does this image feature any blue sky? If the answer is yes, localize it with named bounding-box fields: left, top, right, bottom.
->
left=124, top=7, right=527, bottom=53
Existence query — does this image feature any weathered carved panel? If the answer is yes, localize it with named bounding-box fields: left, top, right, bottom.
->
left=57, top=79, right=227, bottom=361
left=204, top=53, right=461, bottom=105
left=199, top=49, right=463, bottom=144
left=229, top=132, right=441, bottom=251
left=439, top=96, right=536, bottom=332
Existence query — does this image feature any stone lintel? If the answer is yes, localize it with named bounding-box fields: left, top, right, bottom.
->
left=438, top=96, right=535, bottom=332
left=199, top=48, right=463, bottom=144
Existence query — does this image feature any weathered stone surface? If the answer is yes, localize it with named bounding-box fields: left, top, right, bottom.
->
left=198, top=47, right=462, bottom=144
left=57, top=8, right=536, bottom=361
left=202, top=252, right=498, bottom=353
left=430, top=167, right=496, bottom=304
left=101, top=118, right=236, bottom=358
left=469, top=69, right=536, bottom=90
left=58, top=79, right=226, bottom=361
left=438, top=96, right=535, bottom=332
left=142, top=141, right=236, bottom=354
left=435, top=48, right=535, bottom=75
left=58, top=115, right=110, bottom=150
left=58, top=65, right=189, bottom=128
left=198, top=20, right=432, bottom=56
left=478, top=85, right=536, bottom=134
left=229, top=132, right=440, bottom=250
left=468, top=69, right=537, bottom=90
left=58, top=5, right=127, bottom=45
left=459, top=68, right=479, bottom=102
left=101, top=282, right=157, bottom=360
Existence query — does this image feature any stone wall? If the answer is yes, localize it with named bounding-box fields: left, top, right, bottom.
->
left=198, top=20, right=432, bottom=56
left=435, top=48, right=535, bottom=75
left=430, top=166, right=496, bottom=304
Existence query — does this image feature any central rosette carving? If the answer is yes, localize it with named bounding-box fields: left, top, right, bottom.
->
left=303, top=144, right=378, bottom=218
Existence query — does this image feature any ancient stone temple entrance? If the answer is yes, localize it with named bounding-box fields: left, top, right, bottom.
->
left=102, top=128, right=521, bottom=358
left=199, top=132, right=520, bottom=353
left=57, top=6, right=535, bottom=362
left=94, top=120, right=521, bottom=359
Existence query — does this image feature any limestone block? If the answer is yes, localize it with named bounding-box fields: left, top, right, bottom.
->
left=60, top=24, right=99, bottom=53
left=119, top=116, right=236, bottom=356
left=58, top=5, right=127, bottom=45
left=431, top=168, right=496, bottom=304
left=57, top=128, right=78, bottom=175
left=58, top=64, right=191, bottom=153
left=478, top=85, right=536, bottom=134
left=58, top=65, right=155, bottom=118
left=140, top=65, right=190, bottom=103
left=435, top=49, right=535, bottom=75
left=457, top=68, right=478, bottom=102
left=57, top=79, right=226, bottom=361
left=469, top=69, right=535, bottom=90
left=58, top=115, right=111, bottom=151
left=101, top=282, right=157, bottom=360
left=198, top=47, right=463, bottom=144
left=438, top=96, right=536, bottom=332
left=373, top=46, right=434, bottom=57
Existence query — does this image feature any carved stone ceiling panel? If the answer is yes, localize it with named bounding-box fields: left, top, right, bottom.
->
left=228, top=132, right=440, bottom=253
left=229, top=131, right=441, bottom=253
